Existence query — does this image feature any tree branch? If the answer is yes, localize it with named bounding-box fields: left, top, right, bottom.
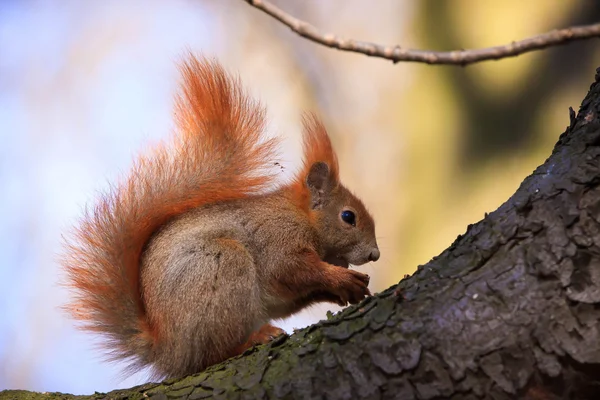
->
left=5, top=66, right=600, bottom=400
left=244, top=0, right=600, bottom=66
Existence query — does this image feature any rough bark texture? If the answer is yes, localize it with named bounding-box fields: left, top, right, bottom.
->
left=3, top=69, right=600, bottom=400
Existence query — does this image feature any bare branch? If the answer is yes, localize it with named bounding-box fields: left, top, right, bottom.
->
left=245, top=0, right=600, bottom=66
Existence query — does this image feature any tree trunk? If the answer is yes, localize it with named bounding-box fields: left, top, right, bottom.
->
left=4, top=68, right=600, bottom=400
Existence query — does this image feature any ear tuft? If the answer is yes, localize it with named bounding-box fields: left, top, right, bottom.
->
left=300, top=114, right=339, bottom=183
left=288, top=114, right=340, bottom=211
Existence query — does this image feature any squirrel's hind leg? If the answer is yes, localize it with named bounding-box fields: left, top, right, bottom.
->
left=143, top=235, right=267, bottom=378
left=231, top=323, right=286, bottom=356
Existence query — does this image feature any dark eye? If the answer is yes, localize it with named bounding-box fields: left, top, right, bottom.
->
left=341, top=210, right=356, bottom=226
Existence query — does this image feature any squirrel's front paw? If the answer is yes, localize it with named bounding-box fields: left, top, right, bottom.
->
left=329, top=268, right=371, bottom=306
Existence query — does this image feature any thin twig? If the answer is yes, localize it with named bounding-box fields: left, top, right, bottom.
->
left=245, top=0, right=600, bottom=66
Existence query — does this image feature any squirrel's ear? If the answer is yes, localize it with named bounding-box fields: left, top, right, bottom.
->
left=306, top=161, right=335, bottom=209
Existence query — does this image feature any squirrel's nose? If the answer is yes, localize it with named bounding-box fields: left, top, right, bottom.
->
left=368, top=248, right=380, bottom=262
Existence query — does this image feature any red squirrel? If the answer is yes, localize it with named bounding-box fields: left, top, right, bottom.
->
left=63, top=55, right=379, bottom=380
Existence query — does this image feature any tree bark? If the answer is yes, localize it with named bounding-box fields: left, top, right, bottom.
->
left=4, top=69, right=600, bottom=400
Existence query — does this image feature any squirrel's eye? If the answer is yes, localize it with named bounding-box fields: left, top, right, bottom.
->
left=341, top=210, right=356, bottom=226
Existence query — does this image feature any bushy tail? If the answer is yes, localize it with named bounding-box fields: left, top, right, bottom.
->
left=62, top=55, right=279, bottom=374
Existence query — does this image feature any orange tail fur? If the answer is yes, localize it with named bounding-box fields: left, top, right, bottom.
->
left=62, top=55, right=279, bottom=374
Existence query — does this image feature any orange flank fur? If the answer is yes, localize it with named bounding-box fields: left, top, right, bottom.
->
left=62, top=55, right=279, bottom=371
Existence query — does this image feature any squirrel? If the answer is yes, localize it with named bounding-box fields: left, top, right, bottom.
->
left=62, top=54, right=380, bottom=380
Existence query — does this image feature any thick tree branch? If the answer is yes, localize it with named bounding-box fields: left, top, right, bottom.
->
left=245, top=0, right=600, bottom=66
left=4, top=67, right=600, bottom=400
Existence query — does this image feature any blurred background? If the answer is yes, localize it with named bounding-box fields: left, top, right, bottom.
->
left=1, top=0, right=599, bottom=395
